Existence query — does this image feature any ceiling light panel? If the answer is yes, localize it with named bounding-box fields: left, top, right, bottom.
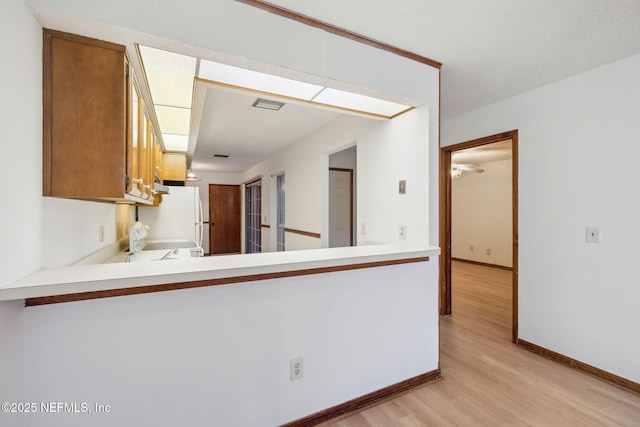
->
left=199, top=60, right=323, bottom=100
left=313, top=88, right=412, bottom=117
left=162, top=134, right=189, bottom=152
left=138, top=45, right=197, bottom=108
left=155, top=105, right=191, bottom=135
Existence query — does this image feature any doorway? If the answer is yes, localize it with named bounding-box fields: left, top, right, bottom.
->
left=209, top=184, right=241, bottom=255
left=328, top=146, right=357, bottom=248
left=440, top=130, right=519, bottom=342
left=329, top=168, right=354, bottom=247
left=245, top=179, right=262, bottom=254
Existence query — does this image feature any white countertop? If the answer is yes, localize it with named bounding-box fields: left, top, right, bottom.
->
left=0, top=243, right=440, bottom=302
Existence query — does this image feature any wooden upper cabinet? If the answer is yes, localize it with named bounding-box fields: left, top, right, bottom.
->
left=152, top=132, right=163, bottom=184
left=43, top=29, right=130, bottom=201
left=162, top=153, right=187, bottom=184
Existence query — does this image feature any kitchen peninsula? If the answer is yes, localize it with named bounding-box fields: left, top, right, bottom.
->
left=0, top=243, right=438, bottom=305
left=2, top=242, right=440, bottom=426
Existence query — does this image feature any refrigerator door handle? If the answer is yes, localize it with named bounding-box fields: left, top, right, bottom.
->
left=197, top=199, right=204, bottom=248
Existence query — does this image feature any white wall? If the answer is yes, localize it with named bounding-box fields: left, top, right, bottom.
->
left=452, top=159, right=512, bottom=267
left=22, top=261, right=439, bottom=427
left=0, top=0, right=43, bottom=286
left=442, top=53, right=640, bottom=383
left=42, top=198, right=118, bottom=267
left=329, top=146, right=357, bottom=170
left=0, top=300, right=25, bottom=427
left=241, top=115, right=375, bottom=251
left=0, top=2, right=42, bottom=424
left=358, top=107, right=431, bottom=245
left=240, top=105, right=430, bottom=252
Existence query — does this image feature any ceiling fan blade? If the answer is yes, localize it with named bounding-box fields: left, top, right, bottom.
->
left=453, top=163, right=484, bottom=173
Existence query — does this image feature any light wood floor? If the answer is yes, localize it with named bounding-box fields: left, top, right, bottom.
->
left=322, top=260, right=640, bottom=426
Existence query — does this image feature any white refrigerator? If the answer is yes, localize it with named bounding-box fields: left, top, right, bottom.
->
left=137, top=186, right=204, bottom=249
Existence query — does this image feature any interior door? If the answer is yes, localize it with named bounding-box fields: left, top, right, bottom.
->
left=209, top=184, right=241, bottom=255
left=329, top=168, right=353, bottom=247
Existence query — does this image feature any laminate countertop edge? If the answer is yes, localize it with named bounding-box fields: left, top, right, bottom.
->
left=0, top=243, right=440, bottom=301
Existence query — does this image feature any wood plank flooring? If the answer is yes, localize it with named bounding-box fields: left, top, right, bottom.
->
left=321, top=260, right=640, bottom=426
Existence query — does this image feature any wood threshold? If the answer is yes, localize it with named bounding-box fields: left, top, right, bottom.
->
left=281, top=369, right=442, bottom=426
left=284, top=227, right=321, bottom=239
left=452, top=258, right=513, bottom=271
left=517, top=339, right=640, bottom=396
left=24, top=256, right=429, bottom=306
left=235, top=0, right=441, bottom=69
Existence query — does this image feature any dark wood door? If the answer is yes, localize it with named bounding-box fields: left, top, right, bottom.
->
left=209, top=184, right=241, bottom=254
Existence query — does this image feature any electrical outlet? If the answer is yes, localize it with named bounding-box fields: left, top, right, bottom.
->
left=486, top=248, right=491, bottom=255
left=290, top=357, right=304, bottom=381
left=361, top=222, right=366, bottom=235
left=98, top=225, right=105, bottom=242
left=399, top=225, right=407, bottom=240
left=470, top=246, right=474, bottom=252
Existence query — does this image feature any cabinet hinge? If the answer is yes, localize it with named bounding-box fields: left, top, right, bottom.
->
left=125, top=65, right=130, bottom=77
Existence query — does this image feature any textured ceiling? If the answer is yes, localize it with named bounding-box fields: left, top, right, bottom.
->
left=264, top=0, right=640, bottom=119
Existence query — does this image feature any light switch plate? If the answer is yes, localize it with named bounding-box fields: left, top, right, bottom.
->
left=586, top=226, right=599, bottom=243
left=399, top=180, right=406, bottom=194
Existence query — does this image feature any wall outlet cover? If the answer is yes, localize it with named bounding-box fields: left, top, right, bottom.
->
left=290, top=357, right=304, bottom=381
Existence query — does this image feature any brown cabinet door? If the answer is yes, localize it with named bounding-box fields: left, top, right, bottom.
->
left=209, top=184, right=241, bottom=255
left=44, top=30, right=127, bottom=199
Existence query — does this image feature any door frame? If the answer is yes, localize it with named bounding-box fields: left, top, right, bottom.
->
left=329, top=167, right=354, bottom=246
left=439, top=130, right=519, bottom=343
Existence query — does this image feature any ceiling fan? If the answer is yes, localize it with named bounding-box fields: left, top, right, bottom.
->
left=451, top=162, right=484, bottom=178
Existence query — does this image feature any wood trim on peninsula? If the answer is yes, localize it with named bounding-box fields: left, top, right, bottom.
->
left=25, top=256, right=430, bottom=306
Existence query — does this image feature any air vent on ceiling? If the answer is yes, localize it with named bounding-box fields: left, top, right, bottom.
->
left=252, top=98, right=285, bottom=111
left=213, top=154, right=229, bottom=158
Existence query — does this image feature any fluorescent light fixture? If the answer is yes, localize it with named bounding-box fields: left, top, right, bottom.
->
left=252, top=98, right=285, bottom=111
left=155, top=105, right=191, bottom=135
left=199, top=60, right=323, bottom=100
left=313, top=88, right=412, bottom=117
left=162, top=134, right=189, bottom=152
left=138, top=45, right=197, bottom=153
left=138, top=46, right=197, bottom=108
